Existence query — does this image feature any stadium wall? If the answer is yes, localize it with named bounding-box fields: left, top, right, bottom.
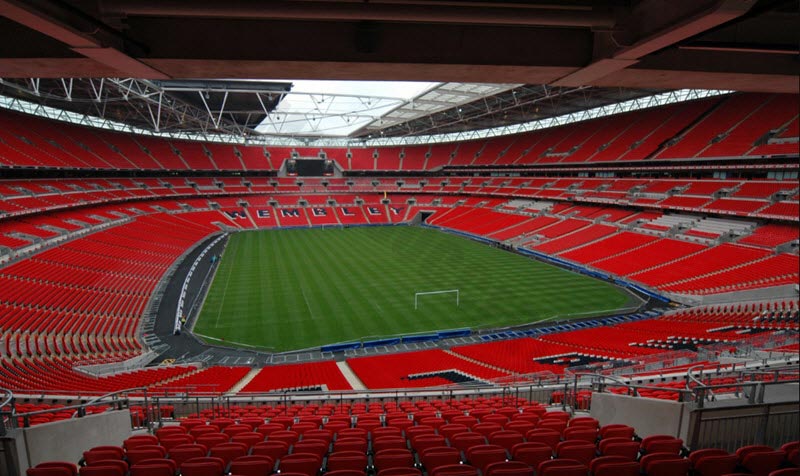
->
left=590, top=392, right=691, bottom=440
left=7, top=410, right=131, bottom=473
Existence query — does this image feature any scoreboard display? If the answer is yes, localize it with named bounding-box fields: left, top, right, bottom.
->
left=285, top=158, right=334, bottom=176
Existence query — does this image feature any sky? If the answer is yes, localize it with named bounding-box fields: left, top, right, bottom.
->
left=255, top=80, right=440, bottom=137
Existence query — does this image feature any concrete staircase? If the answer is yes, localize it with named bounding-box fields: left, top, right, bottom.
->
left=228, top=367, right=262, bottom=394
left=336, top=361, right=367, bottom=390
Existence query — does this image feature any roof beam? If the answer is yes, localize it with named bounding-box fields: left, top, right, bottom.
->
left=553, top=0, right=756, bottom=87
left=100, top=0, right=616, bottom=29
left=0, top=0, right=169, bottom=79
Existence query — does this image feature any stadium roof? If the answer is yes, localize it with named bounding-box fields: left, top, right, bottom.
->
left=0, top=76, right=660, bottom=140
left=0, top=0, right=796, bottom=142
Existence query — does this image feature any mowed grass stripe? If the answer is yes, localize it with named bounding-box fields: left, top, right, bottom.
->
left=194, top=226, right=636, bottom=351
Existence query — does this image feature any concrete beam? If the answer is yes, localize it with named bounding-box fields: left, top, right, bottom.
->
left=553, top=0, right=756, bottom=86
left=0, top=0, right=168, bottom=78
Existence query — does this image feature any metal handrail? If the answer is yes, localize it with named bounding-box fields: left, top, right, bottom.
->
left=11, top=387, right=149, bottom=429
left=0, top=387, right=13, bottom=436
left=572, top=372, right=696, bottom=400
left=686, top=364, right=716, bottom=401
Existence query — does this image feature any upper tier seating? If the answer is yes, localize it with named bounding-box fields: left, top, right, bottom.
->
left=1, top=93, right=797, bottom=172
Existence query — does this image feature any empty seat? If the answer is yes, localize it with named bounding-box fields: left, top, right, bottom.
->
left=373, top=448, right=415, bottom=472
left=411, top=434, right=447, bottom=454
left=326, top=451, right=368, bottom=473
left=373, top=436, right=408, bottom=453
left=82, top=446, right=124, bottom=465
left=160, top=433, right=195, bottom=451
left=537, top=458, right=588, bottom=476
left=231, top=432, right=264, bottom=449
left=79, top=465, right=125, bottom=476
left=333, top=437, right=368, bottom=454
left=292, top=439, right=328, bottom=459
left=599, top=424, right=635, bottom=439
left=488, top=430, right=525, bottom=451
left=641, top=435, right=683, bottom=454
left=511, top=441, right=553, bottom=469
left=324, top=471, right=367, bottom=476
left=430, top=464, right=480, bottom=476
left=209, top=443, right=248, bottom=466
left=484, top=461, right=535, bottom=476
left=28, top=470, right=74, bottom=476
left=419, top=446, right=461, bottom=473
left=466, top=444, right=508, bottom=473
left=742, top=450, right=786, bottom=476
left=168, top=443, right=208, bottom=467
left=129, top=460, right=175, bottom=476
left=450, top=432, right=487, bottom=453
left=278, top=453, right=323, bottom=476
left=646, top=458, right=691, bottom=476
left=556, top=441, right=596, bottom=465
left=563, top=427, right=598, bottom=443
left=376, top=468, right=422, bottom=476
left=195, top=433, right=229, bottom=449
left=124, top=435, right=159, bottom=450
left=180, top=456, right=226, bottom=476
left=229, top=455, right=275, bottom=476
left=526, top=428, right=561, bottom=450
left=251, top=441, right=290, bottom=460
left=594, top=461, right=639, bottom=476
left=693, top=454, right=738, bottom=476
left=125, top=445, right=166, bottom=465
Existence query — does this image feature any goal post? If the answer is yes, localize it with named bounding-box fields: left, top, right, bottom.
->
left=414, top=289, right=459, bottom=310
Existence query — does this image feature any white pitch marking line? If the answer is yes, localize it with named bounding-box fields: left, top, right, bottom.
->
left=300, top=286, right=317, bottom=320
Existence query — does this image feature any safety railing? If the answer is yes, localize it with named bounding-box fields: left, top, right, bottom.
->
left=0, top=387, right=13, bottom=436
left=7, top=387, right=153, bottom=430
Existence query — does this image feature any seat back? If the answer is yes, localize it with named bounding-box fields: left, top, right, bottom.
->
left=594, top=461, right=639, bottom=476
left=465, top=444, right=507, bottom=473
left=451, top=432, right=487, bottom=453
left=209, top=442, right=248, bottom=465
left=488, top=430, right=524, bottom=450
left=742, top=450, right=785, bottom=476
left=78, top=466, right=125, bottom=476
left=484, top=461, right=534, bottom=476
left=430, top=464, right=480, bottom=476
left=279, top=452, right=323, bottom=476
left=326, top=451, right=368, bottom=472
left=599, top=424, right=635, bottom=439
left=376, top=468, right=422, bottom=476
left=129, top=462, right=174, bottom=476
left=229, top=455, right=275, bottom=476
left=525, top=429, right=561, bottom=450
left=30, top=462, right=77, bottom=476
left=537, top=458, right=588, bottom=476
left=181, top=456, right=226, bottom=476
left=693, top=454, right=738, bottom=476
left=28, top=470, right=73, bottom=476
left=600, top=441, right=640, bottom=460
left=556, top=442, right=596, bottom=465
left=512, top=442, right=553, bottom=469
left=646, top=458, right=691, bottom=476
left=252, top=440, right=290, bottom=460
left=419, top=446, right=460, bottom=472
left=373, top=448, right=414, bottom=472
left=126, top=445, right=167, bottom=465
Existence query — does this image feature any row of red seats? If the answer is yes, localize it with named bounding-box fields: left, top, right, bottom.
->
left=346, top=350, right=510, bottom=389
left=26, top=398, right=800, bottom=475
left=1, top=93, right=797, bottom=175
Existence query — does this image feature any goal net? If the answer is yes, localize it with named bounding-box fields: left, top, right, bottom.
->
left=414, top=289, right=460, bottom=310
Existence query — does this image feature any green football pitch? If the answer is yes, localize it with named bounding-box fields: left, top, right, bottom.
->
left=193, top=226, right=639, bottom=351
